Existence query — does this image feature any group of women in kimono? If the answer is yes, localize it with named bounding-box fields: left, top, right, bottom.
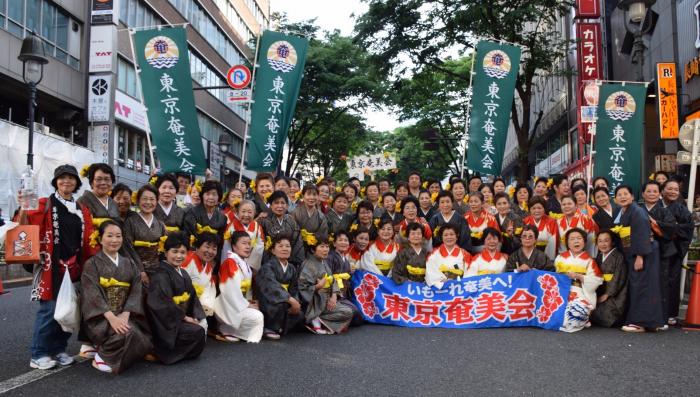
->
left=18, top=163, right=693, bottom=374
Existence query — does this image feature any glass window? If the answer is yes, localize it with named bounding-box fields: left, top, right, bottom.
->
left=136, top=1, right=144, bottom=27
left=128, top=0, right=136, bottom=26
left=56, top=11, right=68, bottom=49
left=26, top=0, right=39, bottom=33
left=41, top=1, right=55, bottom=42
left=126, top=64, right=136, bottom=97
left=8, top=0, right=24, bottom=23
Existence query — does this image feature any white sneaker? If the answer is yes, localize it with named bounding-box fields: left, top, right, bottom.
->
left=30, top=356, right=57, bottom=370
left=54, top=352, right=74, bottom=366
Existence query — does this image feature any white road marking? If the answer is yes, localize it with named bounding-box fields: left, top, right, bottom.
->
left=0, top=355, right=87, bottom=394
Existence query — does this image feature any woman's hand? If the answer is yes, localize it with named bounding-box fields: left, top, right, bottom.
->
left=140, top=272, right=150, bottom=285
left=248, top=301, right=259, bottom=310
left=326, top=294, right=337, bottom=311
left=183, top=316, right=199, bottom=325
left=517, top=263, right=531, bottom=272
left=634, top=255, right=644, bottom=272
left=597, top=294, right=609, bottom=304
left=105, top=311, right=131, bottom=335
left=315, top=277, right=327, bottom=290
left=288, top=297, right=301, bottom=315
left=117, top=311, right=130, bottom=323
left=566, top=272, right=581, bottom=281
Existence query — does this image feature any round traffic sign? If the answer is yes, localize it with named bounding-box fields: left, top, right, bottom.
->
left=227, top=65, right=252, bottom=89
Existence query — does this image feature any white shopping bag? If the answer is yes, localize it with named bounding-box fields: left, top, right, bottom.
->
left=53, top=268, right=80, bottom=333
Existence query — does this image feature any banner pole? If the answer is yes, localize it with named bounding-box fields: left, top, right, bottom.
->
left=680, top=120, right=700, bottom=306
left=460, top=52, right=477, bottom=179
left=238, top=32, right=262, bottom=186
left=127, top=28, right=157, bottom=173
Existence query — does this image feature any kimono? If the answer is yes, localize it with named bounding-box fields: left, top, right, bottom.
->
left=123, top=213, right=167, bottom=273
left=326, top=250, right=362, bottom=325
left=256, top=257, right=304, bottom=335
left=590, top=249, right=628, bottom=327
left=346, top=245, right=367, bottom=272
left=154, top=202, right=186, bottom=234
left=326, top=209, right=352, bottom=236
left=381, top=210, right=405, bottom=226
left=396, top=218, right=433, bottom=250
left=429, top=211, right=472, bottom=253
left=616, top=203, right=664, bottom=328
left=504, top=248, right=554, bottom=272
left=146, top=261, right=206, bottom=365
left=260, top=214, right=305, bottom=266
left=183, top=204, right=227, bottom=262
left=77, top=190, right=120, bottom=228
left=665, top=200, right=694, bottom=319
left=466, top=250, right=507, bottom=276
left=464, top=211, right=499, bottom=253
left=81, top=251, right=152, bottom=373
left=643, top=202, right=678, bottom=317
left=522, top=215, right=558, bottom=260
left=391, top=246, right=428, bottom=284
left=453, top=201, right=469, bottom=216
left=512, top=201, right=529, bottom=219
left=358, top=239, right=400, bottom=276
left=592, top=204, right=619, bottom=232
left=298, top=256, right=354, bottom=333
left=419, top=206, right=436, bottom=223
left=546, top=196, right=563, bottom=216
left=181, top=251, right=216, bottom=316
left=425, top=245, right=471, bottom=289
left=225, top=217, right=265, bottom=271
left=554, top=251, right=603, bottom=332
left=496, top=212, right=523, bottom=255
left=556, top=213, right=597, bottom=257
left=215, top=251, right=264, bottom=342
left=292, top=205, right=329, bottom=242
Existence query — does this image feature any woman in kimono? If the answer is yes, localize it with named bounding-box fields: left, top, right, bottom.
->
left=222, top=188, right=244, bottom=226
left=342, top=184, right=360, bottom=216
left=350, top=201, right=379, bottom=241
left=392, top=223, right=429, bottom=284
left=614, top=185, right=665, bottom=332
left=572, top=185, right=596, bottom=217
left=298, top=237, right=354, bottom=334
left=287, top=178, right=301, bottom=213
left=347, top=227, right=371, bottom=271
left=292, top=184, right=329, bottom=250
left=504, top=225, right=554, bottom=272
left=592, top=186, right=618, bottom=232
left=590, top=230, right=628, bottom=328
left=81, top=220, right=152, bottom=374
left=429, top=191, right=472, bottom=252
left=226, top=200, right=266, bottom=271
left=546, top=175, right=570, bottom=216
left=512, top=183, right=532, bottom=219
left=181, top=233, right=218, bottom=318
left=523, top=196, right=558, bottom=260
left=464, top=192, right=499, bottom=254
left=77, top=163, right=120, bottom=228
left=533, top=177, right=549, bottom=200
left=418, top=190, right=436, bottom=222
left=359, top=219, right=400, bottom=276
left=251, top=173, right=274, bottom=220
left=326, top=192, right=352, bottom=237
left=557, top=195, right=597, bottom=256
left=493, top=177, right=507, bottom=195
left=662, top=179, right=694, bottom=325
left=364, top=182, right=382, bottom=216
left=450, top=179, right=469, bottom=216
left=467, top=228, right=508, bottom=276
left=111, top=183, right=134, bottom=222
left=260, top=191, right=304, bottom=267
left=397, top=196, right=432, bottom=250
left=325, top=231, right=362, bottom=325
left=395, top=182, right=410, bottom=202
left=154, top=173, right=186, bottom=234
left=494, top=193, right=523, bottom=255
left=146, top=232, right=207, bottom=364
left=256, top=235, right=304, bottom=340
left=425, top=225, right=471, bottom=288
left=555, top=228, right=603, bottom=332
left=379, top=192, right=403, bottom=225
left=183, top=180, right=227, bottom=261
left=123, top=184, right=167, bottom=279
left=317, top=182, right=332, bottom=214
left=215, top=231, right=264, bottom=343
left=480, top=183, right=498, bottom=216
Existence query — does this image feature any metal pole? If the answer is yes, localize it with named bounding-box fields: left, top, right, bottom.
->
left=27, top=82, right=36, bottom=168
left=460, top=52, right=477, bottom=179
left=680, top=121, right=700, bottom=306
left=238, top=32, right=262, bottom=186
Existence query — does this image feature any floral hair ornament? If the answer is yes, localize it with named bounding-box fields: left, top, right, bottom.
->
left=157, top=235, right=169, bottom=253
left=89, top=230, right=101, bottom=248
left=507, top=185, right=516, bottom=198
left=422, top=181, right=428, bottom=189
left=648, top=173, right=655, bottom=181
left=249, top=179, right=256, bottom=193
left=149, top=175, right=158, bottom=186
left=131, top=191, right=138, bottom=205
left=80, top=165, right=90, bottom=178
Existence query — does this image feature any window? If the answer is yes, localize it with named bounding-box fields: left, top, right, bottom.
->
left=189, top=49, right=246, bottom=119
left=119, top=0, right=162, bottom=28
left=117, top=57, right=141, bottom=99
left=197, top=111, right=244, bottom=159
left=117, top=125, right=152, bottom=173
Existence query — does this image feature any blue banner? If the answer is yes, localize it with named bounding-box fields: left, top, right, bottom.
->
left=351, top=270, right=571, bottom=331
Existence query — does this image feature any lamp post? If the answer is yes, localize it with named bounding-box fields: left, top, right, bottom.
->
left=618, top=0, right=656, bottom=82
left=17, top=32, right=48, bottom=168
left=218, top=133, right=232, bottom=186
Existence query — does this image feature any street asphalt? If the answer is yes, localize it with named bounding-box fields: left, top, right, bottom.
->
left=2, top=285, right=700, bottom=396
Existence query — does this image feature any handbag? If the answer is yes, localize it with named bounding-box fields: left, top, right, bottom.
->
left=4, top=225, right=40, bottom=264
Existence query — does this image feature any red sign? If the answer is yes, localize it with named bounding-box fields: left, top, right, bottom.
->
left=575, top=0, right=600, bottom=19
left=226, top=65, right=252, bottom=89
left=576, top=22, right=603, bottom=144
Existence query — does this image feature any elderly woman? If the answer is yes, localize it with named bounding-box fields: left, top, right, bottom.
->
left=111, top=183, right=134, bottom=222
left=19, top=165, right=95, bottom=370
left=123, top=185, right=167, bottom=280
left=154, top=173, right=186, bottom=234
left=77, top=163, right=120, bottom=228
left=183, top=180, right=227, bottom=261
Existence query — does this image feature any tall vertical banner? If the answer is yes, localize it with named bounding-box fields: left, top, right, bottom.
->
left=133, top=27, right=207, bottom=174
left=594, top=83, right=646, bottom=194
left=467, top=41, right=521, bottom=176
left=248, top=31, right=309, bottom=171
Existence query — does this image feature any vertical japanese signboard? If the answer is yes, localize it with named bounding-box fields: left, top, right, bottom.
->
left=133, top=27, right=207, bottom=174
left=576, top=23, right=604, bottom=143
left=574, top=0, right=601, bottom=18
left=248, top=31, right=309, bottom=172
left=466, top=41, right=521, bottom=176
left=594, top=83, right=646, bottom=195
left=656, top=63, right=679, bottom=139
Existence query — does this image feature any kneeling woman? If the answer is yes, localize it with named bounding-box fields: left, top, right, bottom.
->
left=298, top=236, right=354, bottom=334
left=256, top=235, right=304, bottom=340
left=466, top=228, right=508, bottom=276
left=215, top=231, right=264, bottom=343
left=81, top=220, right=152, bottom=374
left=392, top=222, right=429, bottom=284
left=359, top=219, right=399, bottom=276
left=555, top=228, right=603, bottom=333
left=425, top=224, right=472, bottom=288
left=146, top=233, right=207, bottom=364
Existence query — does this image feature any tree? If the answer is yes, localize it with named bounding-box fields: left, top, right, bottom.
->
left=355, top=0, right=574, bottom=181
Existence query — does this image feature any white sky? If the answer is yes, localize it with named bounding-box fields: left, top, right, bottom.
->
left=271, top=0, right=404, bottom=132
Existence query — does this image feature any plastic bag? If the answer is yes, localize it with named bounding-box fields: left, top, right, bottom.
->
left=53, top=268, right=80, bottom=333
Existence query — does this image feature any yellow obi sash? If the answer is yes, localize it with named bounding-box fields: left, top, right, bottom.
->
left=470, top=231, right=483, bottom=239
left=610, top=225, right=631, bottom=238
left=99, top=277, right=130, bottom=288
left=536, top=241, right=548, bottom=248
left=477, top=270, right=499, bottom=275
left=192, top=283, right=205, bottom=298
left=603, top=273, right=614, bottom=282
left=407, top=265, right=426, bottom=276
left=323, top=274, right=335, bottom=289
left=375, top=260, right=392, bottom=271
left=165, top=225, right=180, bottom=233
left=134, top=240, right=159, bottom=248
left=439, top=265, right=464, bottom=276
left=333, top=273, right=351, bottom=289
left=196, top=223, right=218, bottom=235
left=92, top=217, right=110, bottom=227
left=281, top=283, right=290, bottom=291
left=172, top=292, right=191, bottom=305
left=555, top=262, right=587, bottom=274
left=240, top=279, right=252, bottom=294
left=549, top=212, right=564, bottom=220
left=99, top=277, right=130, bottom=312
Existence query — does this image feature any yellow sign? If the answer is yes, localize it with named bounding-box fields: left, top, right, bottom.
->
left=657, top=63, right=679, bottom=139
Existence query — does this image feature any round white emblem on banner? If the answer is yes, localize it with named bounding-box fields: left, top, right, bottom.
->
left=267, top=41, right=298, bottom=73
left=604, top=91, right=636, bottom=121
left=482, top=50, right=511, bottom=79
left=144, top=36, right=179, bottom=69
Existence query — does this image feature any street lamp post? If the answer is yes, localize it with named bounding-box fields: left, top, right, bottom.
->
left=218, top=133, right=232, bottom=186
left=618, top=0, right=656, bottom=82
left=17, top=32, right=48, bottom=168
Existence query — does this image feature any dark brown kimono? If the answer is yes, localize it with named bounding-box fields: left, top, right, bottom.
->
left=590, top=249, right=628, bottom=327
left=326, top=250, right=362, bottom=325
left=77, top=190, right=121, bottom=227
left=255, top=257, right=304, bottom=335
left=123, top=213, right=167, bottom=273
left=504, top=248, right=554, bottom=272
left=260, top=214, right=305, bottom=266
left=146, top=261, right=206, bottom=365
left=154, top=202, right=186, bottom=234
left=391, top=246, right=428, bottom=284
left=298, top=256, right=353, bottom=333
left=81, top=251, right=152, bottom=374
